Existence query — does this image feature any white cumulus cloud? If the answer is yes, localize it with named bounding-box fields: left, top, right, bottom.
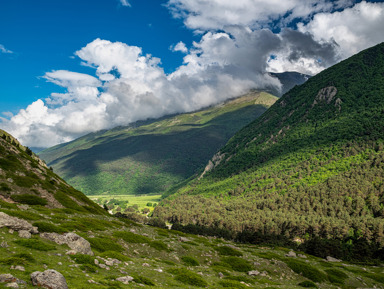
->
left=0, top=44, right=13, bottom=54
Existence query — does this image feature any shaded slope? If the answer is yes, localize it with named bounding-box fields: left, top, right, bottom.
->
left=0, top=130, right=106, bottom=215
left=154, top=43, right=384, bottom=244
left=40, top=92, right=277, bottom=195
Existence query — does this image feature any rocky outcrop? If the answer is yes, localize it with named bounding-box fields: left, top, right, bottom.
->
left=30, top=270, right=68, bottom=289
left=116, top=276, right=134, bottom=284
left=40, top=232, right=93, bottom=255
left=0, top=212, right=38, bottom=234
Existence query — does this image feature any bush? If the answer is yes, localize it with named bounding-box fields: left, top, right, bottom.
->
left=3, top=209, right=41, bottom=220
left=298, top=280, right=317, bottom=287
left=285, top=259, right=327, bottom=283
left=215, top=246, right=243, bottom=256
left=221, top=257, right=253, bottom=272
left=87, top=237, right=124, bottom=253
left=54, top=191, right=86, bottom=212
left=149, top=240, right=169, bottom=251
left=10, top=194, right=47, bottom=206
left=14, top=239, right=56, bottom=251
left=181, top=256, right=200, bottom=266
left=113, top=231, right=151, bottom=244
left=168, top=268, right=208, bottom=287
left=219, top=280, right=248, bottom=289
left=70, top=254, right=95, bottom=265
left=80, top=264, right=98, bottom=273
left=325, top=269, right=348, bottom=285
left=0, top=253, right=35, bottom=266
left=100, top=251, right=131, bottom=262
left=32, top=221, right=66, bottom=233
left=132, top=274, right=155, bottom=286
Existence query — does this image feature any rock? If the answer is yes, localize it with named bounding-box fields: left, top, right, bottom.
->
left=260, top=271, right=268, bottom=277
left=5, top=283, right=18, bottom=288
left=0, top=241, right=9, bottom=248
left=285, top=251, right=296, bottom=257
left=154, top=269, right=163, bottom=273
left=40, top=232, right=93, bottom=255
left=298, top=254, right=307, bottom=259
left=116, top=276, right=134, bottom=284
left=30, top=270, right=68, bottom=289
left=94, top=259, right=99, bottom=265
left=0, top=212, right=38, bottom=234
left=142, top=263, right=150, bottom=267
left=17, top=204, right=29, bottom=211
left=218, top=272, right=224, bottom=278
left=326, top=256, right=341, bottom=262
left=105, top=260, right=114, bottom=266
left=10, top=265, right=25, bottom=271
left=253, top=262, right=261, bottom=266
left=248, top=270, right=260, bottom=276
left=18, top=230, right=31, bottom=239
left=179, top=237, right=190, bottom=242
left=0, top=274, right=16, bottom=283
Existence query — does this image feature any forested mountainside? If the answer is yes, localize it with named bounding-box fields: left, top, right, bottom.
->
left=39, top=92, right=277, bottom=196
left=4, top=130, right=384, bottom=288
left=154, top=43, right=384, bottom=258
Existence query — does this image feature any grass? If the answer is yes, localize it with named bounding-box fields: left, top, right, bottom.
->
left=215, top=246, right=243, bottom=256
left=285, top=259, right=327, bottom=283
left=168, top=268, right=208, bottom=287
left=87, top=237, right=124, bottom=253
left=14, top=239, right=56, bottom=251
left=10, top=194, right=47, bottom=206
left=221, top=257, right=253, bottom=272
left=181, top=256, right=200, bottom=266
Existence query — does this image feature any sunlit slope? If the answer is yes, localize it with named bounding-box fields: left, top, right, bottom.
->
left=40, top=92, right=277, bottom=195
left=154, top=43, right=384, bottom=244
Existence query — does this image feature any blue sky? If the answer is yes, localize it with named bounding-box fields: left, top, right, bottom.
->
left=1, top=0, right=384, bottom=148
left=0, top=0, right=197, bottom=113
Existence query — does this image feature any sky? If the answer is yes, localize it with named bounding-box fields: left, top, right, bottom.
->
left=1, top=0, right=384, bottom=148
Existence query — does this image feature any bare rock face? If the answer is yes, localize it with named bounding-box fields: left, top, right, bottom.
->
left=30, top=270, right=68, bottom=289
left=0, top=212, right=38, bottom=234
left=40, top=232, right=93, bottom=255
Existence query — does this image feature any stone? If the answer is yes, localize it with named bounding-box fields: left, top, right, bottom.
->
left=30, top=270, right=68, bottom=289
left=298, top=254, right=307, bottom=259
left=142, top=263, right=150, bottom=267
left=260, top=271, right=268, bottom=277
left=40, top=232, right=93, bottom=255
left=179, top=237, right=190, bottom=242
left=116, top=276, right=134, bottom=284
left=218, top=272, right=224, bottom=278
left=94, top=259, right=99, bottom=265
left=0, top=274, right=16, bottom=283
left=5, top=283, right=18, bottom=288
left=0, top=241, right=9, bottom=248
left=0, top=212, right=38, bottom=234
left=326, top=256, right=341, bottom=262
left=10, top=265, right=25, bottom=271
left=285, top=251, right=296, bottom=257
left=18, top=230, right=31, bottom=239
left=248, top=270, right=260, bottom=276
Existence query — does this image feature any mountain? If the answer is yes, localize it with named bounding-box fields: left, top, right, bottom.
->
left=269, top=71, right=311, bottom=96
left=1, top=130, right=383, bottom=288
left=39, top=91, right=277, bottom=196
left=154, top=43, right=384, bottom=255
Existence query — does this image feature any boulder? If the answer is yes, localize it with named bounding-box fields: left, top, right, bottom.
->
left=5, top=282, right=18, bottom=288
left=18, top=230, right=31, bottom=239
left=0, top=212, right=38, bottom=233
left=285, top=251, right=296, bottom=257
left=30, top=270, right=68, bottom=289
left=40, top=232, right=93, bottom=255
left=248, top=270, right=260, bottom=276
left=116, top=276, right=134, bottom=284
left=326, top=256, right=341, bottom=262
left=0, top=274, right=16, bottom=283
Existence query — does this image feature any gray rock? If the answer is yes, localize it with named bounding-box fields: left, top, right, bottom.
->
left=5, top=283, right=18, bottom=288
left=0, top=274, right=16, bottom=283
left=30, top=270, right=68, bottom=289
left=40, top=232, right=93, bottom=255
left=326, top=256, right=341, bottom=262
left=18, top=230, right=31, bottom=239
left=0, top=212, right=38, bottom=234
left=179, top=237, right=190, bottom=242
left=10, top=265, right=25, bottom=271
left=285, top=251, right=296, bottom=257
left=298, top=254, right=307, bottom=259
left=248, top=270, right=260, bottom=276
left=116, top=276, right=134, bottom=284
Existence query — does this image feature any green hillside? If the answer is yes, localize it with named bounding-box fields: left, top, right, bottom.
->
left=1, top=129, right=384, bottom=288
left=154, top=43, right=384, bottom=256
left=39, top=91, right=277, bottom=196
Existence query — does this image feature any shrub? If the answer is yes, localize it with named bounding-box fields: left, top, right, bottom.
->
left=0, top=253, right=35, bottom=266
left=298, top=280, right=317, bottom=288
left=149, top=240, right=169, bottom=251
left=32, top=221, right=66, bottom=233
left=285, top=259, right=327, bottom=283
left=2, top=209, right=41, bottom=220
left=132, top=274, right=155, bottom=286
left=87, top=237, right=124, bottom=253
left=215, top=246, right=243, bottom=256
left=14, top=239, right=56, bottom=251
left=0, top=183, right=11, bottom=192
left=99, top=251, right=131, bottom=262
left=10, top=194, right=47, bottom=206
left=168, top=268, right=208, bottom=287
left=181, top=256, right=200, bottom=266
left=80, top=264, right=98, bottom=273
left=325, top=268, right=348, bottom=285
left=219, top=280, right=248, bottom=289
left=70, top=254, right=95, bottom=265
left=113, top=231, right=151, bottom=244
left=221, top=257, right=253, bottom=272
left=54, top=191, right=86, bottom=212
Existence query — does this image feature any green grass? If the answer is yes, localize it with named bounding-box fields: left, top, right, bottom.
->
left=10, top=194, right=47, bottom=206
left=168, top=268, right=208, bottom=287
left=221, top=257, right=253, bottom=272
left=87, top=237, right=124, bottom=253
left=14, top=239, right=56, bottom=251
left=286, top=259, right=327, bottom=283
left=215, top=246, right=243, bottom=256
left=32, top=221, right=66, bottom=233
left=181, top=256, right=200, bottom=266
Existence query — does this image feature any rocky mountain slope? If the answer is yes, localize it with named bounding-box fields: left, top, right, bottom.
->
left=39, top=91, right=277, bottom=196
left=1, top=129, right=384, bottom=288
left=154, top=43, right=384, bottom=259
